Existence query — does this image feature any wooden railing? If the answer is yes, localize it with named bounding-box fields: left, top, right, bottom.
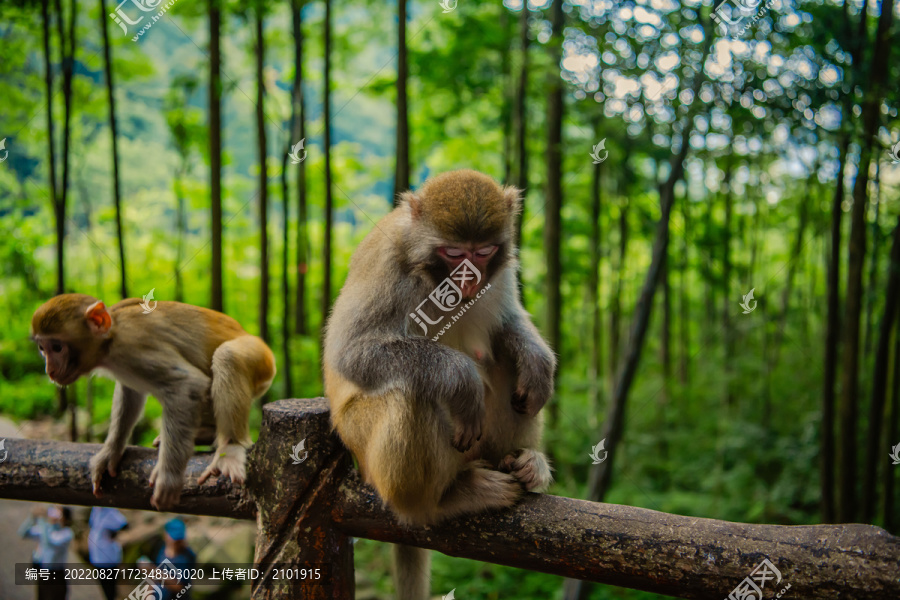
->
left=1, top=398, right=898, bottom=599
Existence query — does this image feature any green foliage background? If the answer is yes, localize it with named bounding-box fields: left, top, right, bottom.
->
left=1, top=0, right=898, bottom=598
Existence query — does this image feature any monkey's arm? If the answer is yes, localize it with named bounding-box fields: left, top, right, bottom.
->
left=494, top=310, right=556, bottom=417
left=90, top=382, right=147, bottom=495
left=332, top=334, right=485, bottom=451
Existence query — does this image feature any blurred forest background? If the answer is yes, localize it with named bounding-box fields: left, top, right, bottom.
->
left=1, top=0, right=899, bottom=597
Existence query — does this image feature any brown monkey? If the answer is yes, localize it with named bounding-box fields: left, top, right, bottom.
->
left=323, top=169, right=555, bottom=600
left=31, top=295, right=275, bottom=510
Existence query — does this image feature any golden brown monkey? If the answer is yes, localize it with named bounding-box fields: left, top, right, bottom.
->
left=31, top=294, right=275, bottom=510
left=323, top=170, right=555, bottom=600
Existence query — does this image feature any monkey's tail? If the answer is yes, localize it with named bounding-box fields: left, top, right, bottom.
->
left=392, top=544, right=430, bottom=600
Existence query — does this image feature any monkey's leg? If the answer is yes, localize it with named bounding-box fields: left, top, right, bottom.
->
left=199, top=337, right=261, bottom=485
left=150, top=375, right=205, bottom=510
left=152, top=424, right=216, bottom=448
left=90, top=383, right=146, bottom=496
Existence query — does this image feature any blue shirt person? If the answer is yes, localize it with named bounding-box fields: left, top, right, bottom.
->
left=154, top=518, right=196, bottom=600
left=89, top=507, right=128, bottom=600
left=18, top=505, right=74, bottom=570
left=19, top=505, right=74, bottom=600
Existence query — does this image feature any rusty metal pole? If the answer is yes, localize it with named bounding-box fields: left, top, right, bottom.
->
left=247, top=398, right=355, bottom=600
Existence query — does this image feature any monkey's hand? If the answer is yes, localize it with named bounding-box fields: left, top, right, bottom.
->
left=149, top=465, right=182, bottom=510
left=511, top=349, right=555, bottom=417
left=500, top=449, right=553, bottom=493
left=89, top=446, right=123, bottom=497
left=447, top=356, right=486, bottom=452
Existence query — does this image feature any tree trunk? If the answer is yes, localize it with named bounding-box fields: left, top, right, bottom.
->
left=500, top=9, right=512, bottom=185
left=862, top=213, right=900, bottom=522
left=883, top=320, right=900, bottom=532
left=721, top=160, right=734, bottom=406
left=513, top=3, right=529, bottom=247
left=392, top=0, right=409, bottom=205
left=256, top=7, right=269, bottom=344
left=837, top=0, right=893, bottom=523
left=41, top=0, right=58, bottom=231
left=291, top=0, right=308, bottom=336
left=99, top=0, right=128, bottom=299
left=679, top=195, right=690, bottom=386
left=822, top=135, right=848, bottom=524
left=863, top=161, right=881, bottom=356
left=659, top=249, right=671, bottom=466
left=174, top=165, right=186, bottom=302
left=209, top=0, right=223, bottom=312
left=823, top=0, right=870, bottom=517
left=322, top=0, right=334, bottom=328
left=52, top=0, right=76, bottom=424
left=543, top=0, right=564, bottom=425
left=588, top=116, right=603, bottom=424
left=609, top=198, right=628, bottom=386
left=280, top=154, right=293, bottom=399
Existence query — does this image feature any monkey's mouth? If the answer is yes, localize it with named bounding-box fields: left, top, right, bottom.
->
left=50, top=372, right=77, bottom=387
left=460, top=282, right=482, bottom=300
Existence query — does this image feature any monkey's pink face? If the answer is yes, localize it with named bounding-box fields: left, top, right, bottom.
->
left=438, top=245, right=498, bottom=298
left=34, top=337, right=79, bottom=386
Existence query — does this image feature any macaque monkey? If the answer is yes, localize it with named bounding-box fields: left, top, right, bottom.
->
left=324, top=170, right=555, bottom=600
left=31, top=295, right=275, bottom=510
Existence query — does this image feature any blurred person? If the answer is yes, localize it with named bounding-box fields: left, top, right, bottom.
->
left=88, top=506, right=128, bottom=600
left=18, top=505, right=74, bottom=600
left=154, top=517, right=196, bottom=600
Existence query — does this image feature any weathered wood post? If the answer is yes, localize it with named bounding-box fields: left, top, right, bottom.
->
left=247, top=398, right=355, bottom=599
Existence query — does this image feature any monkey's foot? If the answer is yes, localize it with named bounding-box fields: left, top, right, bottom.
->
left=89, top=447, right=122, bottom=497
left=150, top=471, right=183, bottom=511
left=499, top=449, right=552, bottom=493
left=198, top=444, right=247, bottom=485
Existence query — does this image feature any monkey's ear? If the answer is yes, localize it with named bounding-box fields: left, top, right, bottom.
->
left=502, top=186, right=522, bottom=216
left=85, top=301, right=112, bottom=337
left=401, top=191, right=422, bottom=219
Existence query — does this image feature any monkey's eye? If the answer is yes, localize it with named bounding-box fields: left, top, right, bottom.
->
left=475, top=246, right=497, bottom=257
left=51, top=343, right=63, bottom=353
left=37, top=344, right=44, bottom=353
left=444, top=248, right=465, bottom=258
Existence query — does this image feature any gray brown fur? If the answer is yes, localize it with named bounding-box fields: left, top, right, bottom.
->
left=323, top=170, right=556, bottom=600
